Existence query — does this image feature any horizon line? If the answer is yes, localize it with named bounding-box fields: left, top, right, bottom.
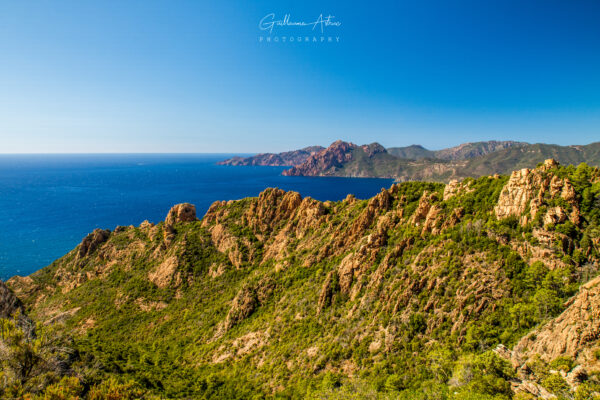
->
left=0, top=152, right=255, bottom=155
left=1, top=140, right=599, bottom=156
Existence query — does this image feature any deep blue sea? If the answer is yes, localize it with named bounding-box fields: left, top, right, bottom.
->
left=0, top=154, right=393, bottom=279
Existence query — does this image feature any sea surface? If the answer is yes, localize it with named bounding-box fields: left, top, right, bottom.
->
left=0, top=154, right=393, bottom=279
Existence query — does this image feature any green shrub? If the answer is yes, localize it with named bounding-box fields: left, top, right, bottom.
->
left=542, top=373, right=570, bottom=397
left=549, top=356, right=575, bottom=373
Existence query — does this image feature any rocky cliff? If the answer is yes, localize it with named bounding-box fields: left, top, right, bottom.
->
left=283, top=140, right=368, bottom=176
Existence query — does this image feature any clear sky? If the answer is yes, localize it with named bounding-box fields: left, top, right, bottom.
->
left=0, top=0, right=599, bottom=153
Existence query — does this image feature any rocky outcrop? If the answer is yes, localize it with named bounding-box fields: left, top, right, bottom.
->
left=411, top=192, right=441, bottom=231
left=515, top=275, right=600, bottom=365
left=165, top=203, right=197, bottom=225
left=78, top=228, right=110, bottom=259
left=346, top=189, right=392, bottom=243
left=337, top=253, right=360, bottom=296
left=148, top=255, right=181, bottom=288
left=209, top=223, right=247, bottom=268
left=294, top=197, right=326, bottom=232
left=494, top=167, right=541, bottom=223
left=202, top=188, right=328, bottom=267
left=221, top=278, right=276, bottom=333
left=443, top=179, right=476, bottom=201
left=543, top=206, right=567, bottom=227
left=4, top=276, right=37, bottom=299
left=317, top=271, right=339, bottom=314
left=244, top=188, right=303, bottom=233
left=217, top=146, right=324, bottom=166
left=443, top=180, right=462, bottom=200
left=494, top=159, right=581, bottom=226
left=0, top=280, right=25, bottom=319
left=409, top=191, right=456, bottom=235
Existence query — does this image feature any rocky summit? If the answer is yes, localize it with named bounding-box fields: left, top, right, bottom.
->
left=1, top=160, right=600, bottom=399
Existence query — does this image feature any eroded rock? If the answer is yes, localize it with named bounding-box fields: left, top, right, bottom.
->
left=165, top=203, right=197, bottom=225
left=78, top=229, right=110, bottom=259
left=514, top=276, right=600, bottom=365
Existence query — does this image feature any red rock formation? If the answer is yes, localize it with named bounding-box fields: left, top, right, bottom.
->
left=282, top=140, right=358, bottom=176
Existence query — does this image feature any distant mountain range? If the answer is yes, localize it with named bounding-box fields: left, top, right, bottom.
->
left=387, top=140, right=524, bottom=160
left=217, top=146, right=324, bottom=166
left=219, top=140, right=600, bottom=182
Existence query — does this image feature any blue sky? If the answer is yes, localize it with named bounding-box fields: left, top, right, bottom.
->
left=0, top=0, right=599, bottom=153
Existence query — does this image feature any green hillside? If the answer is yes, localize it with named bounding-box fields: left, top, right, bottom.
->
left=2, top=161, right=600, bottom=398
left=387, top=145, right=435, bottom=159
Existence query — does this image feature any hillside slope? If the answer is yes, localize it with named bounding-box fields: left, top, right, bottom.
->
left=3, top=160, right=600, bottom=399
left=388, top=140, right=525, bottom=160
left=386, top=144, right=435, bottom=159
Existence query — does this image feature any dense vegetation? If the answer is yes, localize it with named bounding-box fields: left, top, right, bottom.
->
left=1, top=162, right=600, bottom=399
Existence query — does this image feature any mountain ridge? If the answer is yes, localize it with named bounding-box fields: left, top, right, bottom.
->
left=282, top=140, right=600, bottom=182
left=387, top=140, right=526, bottom=160
left=218, top=140, right=600, bottom=183
left=219, top=140, right=527, bottom=167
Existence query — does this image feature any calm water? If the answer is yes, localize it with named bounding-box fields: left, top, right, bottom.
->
left=0, top=154, right=393, bottom=279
